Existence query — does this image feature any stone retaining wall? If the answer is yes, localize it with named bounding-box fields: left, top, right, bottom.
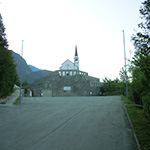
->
left=24, top=70, right=101, bottom=97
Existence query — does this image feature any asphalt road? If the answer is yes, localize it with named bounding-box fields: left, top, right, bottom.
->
left=0, top=96, right=138, bottom=150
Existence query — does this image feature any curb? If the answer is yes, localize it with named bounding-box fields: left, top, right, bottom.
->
left=123, top=104, right=141, bottom=150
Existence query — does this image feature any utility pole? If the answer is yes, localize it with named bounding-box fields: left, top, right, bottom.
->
left=122, top=30, right=128, bottom=104
left=19, top=40, right=23, bottom=105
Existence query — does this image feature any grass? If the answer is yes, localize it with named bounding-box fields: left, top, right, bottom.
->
left=0, top=101, right=6, bottom=104
left=121, top=95, right=150, bottom=150
left=13, top=96, right=20, bottom=105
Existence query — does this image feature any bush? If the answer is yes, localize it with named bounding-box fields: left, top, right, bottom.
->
left=102, top=91, right=122, bottom=96
left=142, top=93, right=150, bottom=120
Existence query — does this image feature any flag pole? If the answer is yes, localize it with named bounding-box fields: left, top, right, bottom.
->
left=122, top=30, right=128, bottom=104
left=19, top=40, right=23, bottom=105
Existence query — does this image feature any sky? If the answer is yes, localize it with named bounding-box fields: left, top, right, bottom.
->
left=0, top=0, right=143, bottom=81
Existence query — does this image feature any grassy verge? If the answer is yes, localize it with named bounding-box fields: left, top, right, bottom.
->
left=0, top=101, right=6, bottom=104
left=13, top=96, right=20, bottom=105
left=121, top=95, right=150, bottom=150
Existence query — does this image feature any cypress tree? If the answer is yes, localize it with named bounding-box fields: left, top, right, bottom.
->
left=0, top=14, right=18, bottom=97
left=0, top=14, right=8, bottom=48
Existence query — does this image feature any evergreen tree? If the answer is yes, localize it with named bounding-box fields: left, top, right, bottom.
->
left=0, top=14, right=8, bottom=48
left=0, top=14, right=18, bottom=97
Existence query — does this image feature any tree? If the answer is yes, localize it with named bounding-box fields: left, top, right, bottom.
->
left=0, top=14, right=18, bottom=97
left=0, top=14, right=8, bottom=48
left=131, top=0, right=150, bottom=104
left=131, top=0, right=150, bottom=78
left=101, top=77, right=125, bottom=96
left=0, top=48, right=18, bottom=97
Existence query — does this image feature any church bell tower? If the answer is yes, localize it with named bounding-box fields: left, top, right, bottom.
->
left=74, top=45, right=79, bottom=70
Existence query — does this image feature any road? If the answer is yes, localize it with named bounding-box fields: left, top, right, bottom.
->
left=0, top=96, right=138, bottom=150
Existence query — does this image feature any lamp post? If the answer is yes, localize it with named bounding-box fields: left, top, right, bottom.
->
left=122, top=30, right=128, bottom=104
left=19, top=40, right=23, bottom=105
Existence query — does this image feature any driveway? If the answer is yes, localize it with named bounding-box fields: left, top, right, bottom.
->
left=0, top=96, right=138, bottom=150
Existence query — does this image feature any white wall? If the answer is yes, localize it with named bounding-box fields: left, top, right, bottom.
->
left=60, top=60, right=78, bottom=70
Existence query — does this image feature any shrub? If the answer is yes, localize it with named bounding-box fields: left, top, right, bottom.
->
left=142, top=93, right=150, bottom=120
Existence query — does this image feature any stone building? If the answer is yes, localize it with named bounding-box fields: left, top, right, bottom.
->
left=25, top=46, right=101, bottom=97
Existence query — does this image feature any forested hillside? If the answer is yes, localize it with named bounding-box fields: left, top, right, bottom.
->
left=28, top=65, right=41, bottom=72
left=11, top=51, right=32, bottom=80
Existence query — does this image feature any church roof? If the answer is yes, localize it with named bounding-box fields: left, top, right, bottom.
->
left=75, top=45, right=78, bottom=56
left=61, top=59, right=74, bottom=65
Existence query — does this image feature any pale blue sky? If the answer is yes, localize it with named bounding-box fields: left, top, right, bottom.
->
left=0, top=0, right=143, bottom=80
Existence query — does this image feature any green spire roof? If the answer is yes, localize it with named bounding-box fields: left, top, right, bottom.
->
left=75, top=45, right=78, bottom=56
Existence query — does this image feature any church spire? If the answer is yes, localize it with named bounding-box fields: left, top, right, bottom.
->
left=75, top=45, right=78, bottom=56
left=74, top=45, right=79, bottom=70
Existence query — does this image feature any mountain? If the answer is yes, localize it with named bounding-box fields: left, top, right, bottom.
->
left=11, top=51, right=50, bottom=83
left=11, top=51, right=32, bottom=81
left=25, top=70, right=50, bottom=83
left=28, top=65, right=41, bottom=72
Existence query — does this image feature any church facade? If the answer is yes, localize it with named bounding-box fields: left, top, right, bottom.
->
left=60, top=45, right=79, bottom=70
left=25, top=46, right=101, bottom=97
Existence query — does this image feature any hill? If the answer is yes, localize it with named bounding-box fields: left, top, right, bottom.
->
left=28, top=65, right=41, bottom=72
left=25, top=70, right=50, bottom=83
left=11, top=51, right=50, bottom=83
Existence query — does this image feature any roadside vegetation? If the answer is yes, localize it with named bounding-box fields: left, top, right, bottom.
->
left=101, top=0, right=150, bottom=121
left=13, top=96, right=20, bottom=105
left=0, top=101, right=6, bottom=104
left=101, top=1, right=150, bottom=149
left=122, top=96, right=150, bottom=150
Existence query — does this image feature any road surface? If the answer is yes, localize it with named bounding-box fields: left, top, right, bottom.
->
left=0, top=96, right=138, bottom=150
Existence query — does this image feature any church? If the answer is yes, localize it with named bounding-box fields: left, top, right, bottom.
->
left=25, top=46, right=101, bottom=97
left=60, top=45, right=79, bottom=70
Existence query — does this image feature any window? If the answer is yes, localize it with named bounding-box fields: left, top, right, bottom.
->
left=70, top=71, right=72, bottom=76
left=49, top=83, right=52, bottom=88
left=63, top=71, right=65, bottom=76
left=45, top=83, right=48, bottom=88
